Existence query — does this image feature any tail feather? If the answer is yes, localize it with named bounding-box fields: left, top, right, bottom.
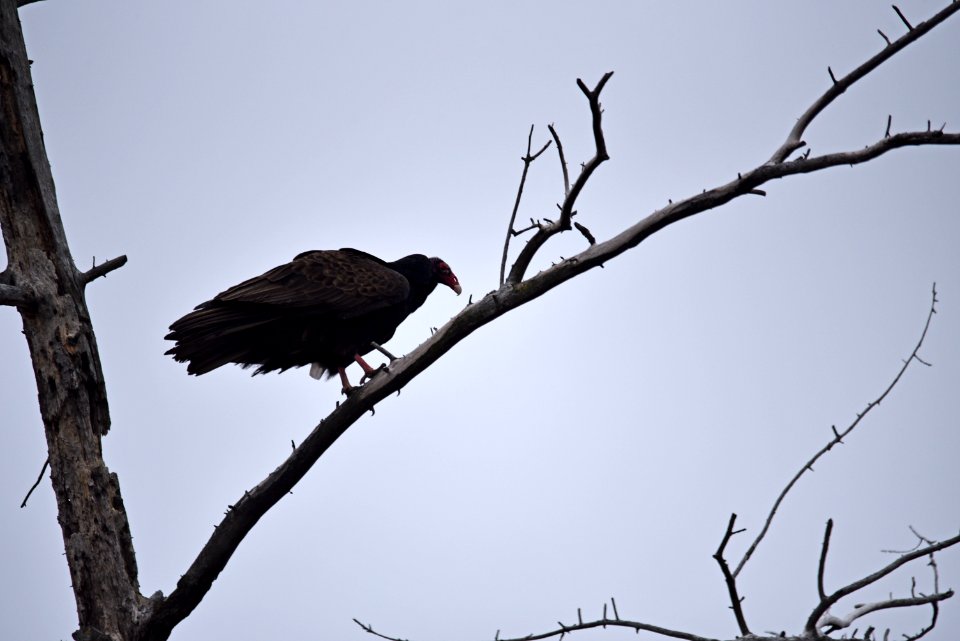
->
left=165, top=304, right=284, bottom=375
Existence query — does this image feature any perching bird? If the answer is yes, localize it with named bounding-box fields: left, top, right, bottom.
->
left=165, top=248, right=461, bottom=393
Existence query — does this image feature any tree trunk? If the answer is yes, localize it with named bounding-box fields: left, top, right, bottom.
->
left=0, top=2, right=144, bottom=639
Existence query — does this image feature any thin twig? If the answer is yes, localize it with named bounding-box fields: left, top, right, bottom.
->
left=353, top=619, right=410, bottom=641
left=768, top=2, right=960, bottom=163
left=506, top=72, right=612, bottom=285
left=547, top=124, right=570, bottom=197
left=733, top=285, right=939, bottom=578
left=20, top=458, right=49, bottom=508
left=370, top=341, right=398, bottom=362
left=500, top=126, right=552, bottom=286
left=904, top=602, right=940, bottom=641
left=573, top=222, right=596, bottom=245
left=883, top=525, right=935, bottom=554
left=818, top=519, right=834, bottom=601
left=893, top=5, right=913, bottom=31
left=713, top=514, right=750, bottom=635
left=512, top=220, right=540, bottom=236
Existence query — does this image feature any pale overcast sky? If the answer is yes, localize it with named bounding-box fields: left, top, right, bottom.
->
left=2, top=2, right=959, bottom=640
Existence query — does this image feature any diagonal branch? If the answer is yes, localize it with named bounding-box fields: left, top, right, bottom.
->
left=768, top=1, right=960, bottom=163
left=140, top=129, right=958, bottom=641
left=732, top=285, right=938, bottom=578
left=139, top=6, right=960, bottom=637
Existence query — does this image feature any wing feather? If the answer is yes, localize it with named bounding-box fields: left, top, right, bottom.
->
left=212, top=250, right=409, bottom=317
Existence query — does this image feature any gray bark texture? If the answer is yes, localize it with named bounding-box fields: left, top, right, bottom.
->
left=0, top=2, right=146, bottom=640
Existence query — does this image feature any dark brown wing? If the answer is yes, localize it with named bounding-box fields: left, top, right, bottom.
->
left=213, top=249, right=410, bottom=318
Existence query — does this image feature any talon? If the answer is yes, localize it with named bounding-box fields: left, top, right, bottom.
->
left=359, top=364, right=388, bottom=384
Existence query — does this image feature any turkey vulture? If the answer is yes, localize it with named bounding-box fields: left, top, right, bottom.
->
left=165, top=248, right=461, bottom=392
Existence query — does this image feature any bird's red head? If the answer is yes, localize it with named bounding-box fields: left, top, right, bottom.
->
left=431, top=258, right=462, bottom=295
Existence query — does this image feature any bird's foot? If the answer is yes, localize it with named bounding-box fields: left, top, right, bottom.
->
left=359, top=364, right=388, bottom=385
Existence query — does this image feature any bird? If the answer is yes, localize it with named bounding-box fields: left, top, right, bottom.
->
left=164, top=248, right=461, bottom=393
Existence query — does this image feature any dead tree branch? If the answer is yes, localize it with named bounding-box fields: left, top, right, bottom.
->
left=768, top=1, right=959, bottom=163
left=817, top=519, right=834, bottom=602
left=353, top=294, right=953, bottom=641
left=500, top=125, right=552, bottom=286
left=355, top=614, right=722, bottom=641
left=547, top=123, right=570, bottom=197
left=732, top=285, right=939, bottom=578
left=0, top=281, right=31, bottom=307
left=806, top=530, right=960, bottom=636
left=19, top=457, right=48, bottom=508
left=136, top=2, right=960, bottom=633
left=0, top=2, right=144, bottom=639
left=80, top=254, right=128, bottom=285
left=505, top=72, right=612, bottom=285
left=713, top=514, right=750, bottom=635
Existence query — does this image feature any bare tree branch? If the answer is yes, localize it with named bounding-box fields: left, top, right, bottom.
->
left=892, top=5, right=914, bottom=31
left=500, top=125, right=552, bottom=286
left=547, top=123, right=570, bottom=197
left=817, top=592, right=952, bottom=635
left=0, top=282, right=31, bottom=307
left=137, top=1, right=960, bottom=629
left=713, top=514, right=750, bottom=635
left=768, top=1, right=960, bottom=163
left=883, top=526, right=936, bottom=554
left=505, top=72, right=612, bottom=285
left=817, top=519, right=834, bottom=602
left=80, top=254, right=128, bottom=285
left=354, top=615, right=723, bottom=641
left=904, top=602, right=941, bottom=641
left=732, top=285, right=939, bottom=577
left=19, top=457, right=48, bottom=508
left=805, top=531, right=960, bottom=636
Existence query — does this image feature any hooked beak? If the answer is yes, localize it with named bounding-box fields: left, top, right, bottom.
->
left=442, top=274, right=462, bottom=295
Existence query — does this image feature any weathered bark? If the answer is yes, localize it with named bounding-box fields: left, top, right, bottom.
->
left=0, top=2, right=144, bottom=640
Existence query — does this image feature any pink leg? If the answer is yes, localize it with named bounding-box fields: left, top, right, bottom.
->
left=354, top=354, right=377, bottom=375
left=337, top=367, right=353, bottom=394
